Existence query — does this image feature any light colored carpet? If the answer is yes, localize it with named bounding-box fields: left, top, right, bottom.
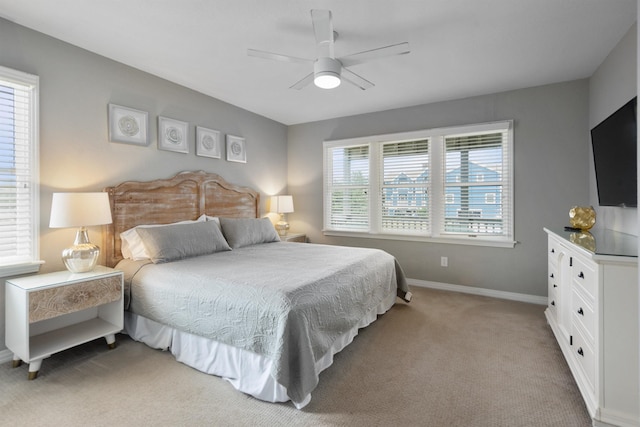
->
left=0, top=287, right=590, bottom=426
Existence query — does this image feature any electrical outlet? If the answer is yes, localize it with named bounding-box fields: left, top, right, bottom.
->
left=440, top=256, right=448, bottom=267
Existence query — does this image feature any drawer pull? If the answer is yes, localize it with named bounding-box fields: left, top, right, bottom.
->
left=577, top=347, right=584, bottom=357
left=550, top=273, right=554, bottom=278
left=550, top=248, right=555, bottom=254
left=550, top=301, right=555, bottom=306
left=553, top=284, right=557, bottom=288
left=577, top=307, right=584, bottom=316
left=578, top=271, right=585, bottom=279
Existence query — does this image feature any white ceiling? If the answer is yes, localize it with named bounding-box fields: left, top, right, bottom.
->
left=0, top=1, right=636, bottom=125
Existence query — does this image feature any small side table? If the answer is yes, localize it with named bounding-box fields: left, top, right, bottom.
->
left=281, top=233, right=306, bottom=243
left=5, top=266, right=124, bottom=379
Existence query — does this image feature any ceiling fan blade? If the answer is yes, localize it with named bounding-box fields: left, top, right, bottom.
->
left=339, top=42, right=410, bottom=67
left=341, top=67, right=374, bottom=90
left=311, top=9, right=334, bottom=58
left=247, top=48, right=311, bottom=64
left=290, top=72, right=315, bottom=90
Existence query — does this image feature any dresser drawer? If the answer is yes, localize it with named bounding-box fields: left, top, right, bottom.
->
left=572, top=257, right=597, bottom=300
left=29, top=275, right=122, bottom=323
left=548, top=238, right=561, bottom=266
left=572, top=326, right=595, bottom=393
left=548, top=263, right=558, bottom=294
left=572, top=288, right=595, bottom=342
left=547, top=297, right=558, bottom=319
left=548, top=269, right=558, bottom=311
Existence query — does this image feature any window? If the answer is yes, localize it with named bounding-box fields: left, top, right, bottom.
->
left=326, top=145, right=369, bottom=231
left=381, top=139, right=429, bottom=234
left=0, top=66, right=40, bottom=276
left=323, top=121, right=514, bottom=247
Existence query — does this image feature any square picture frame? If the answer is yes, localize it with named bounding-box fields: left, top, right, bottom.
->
left=196, top=126, right=221, bottom=159
left=158, top=116, right=189, bottom=154
left=226, top=135, right=246, bottom=163
left=108, top=104, right=149, bottom=146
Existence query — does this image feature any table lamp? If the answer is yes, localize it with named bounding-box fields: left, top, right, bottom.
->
left=49, top=192, right=112, bottom=273
left=270, top=195, right=294, bottom=236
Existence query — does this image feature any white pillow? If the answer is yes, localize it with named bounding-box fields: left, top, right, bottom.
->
left=200, top=214, right=221, bottom=229
left=120, top=218, right=204, bottom=260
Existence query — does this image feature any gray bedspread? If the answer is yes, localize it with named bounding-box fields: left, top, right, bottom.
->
left=117, top=242, right=410, bottom=404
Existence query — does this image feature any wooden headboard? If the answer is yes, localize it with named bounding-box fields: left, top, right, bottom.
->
left=103, top=170, right=259, bottom=268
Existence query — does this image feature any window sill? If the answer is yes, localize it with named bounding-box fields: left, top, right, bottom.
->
left=323, top=230, right=517, bottom=248
left=0, top=261, right=44, bottom=278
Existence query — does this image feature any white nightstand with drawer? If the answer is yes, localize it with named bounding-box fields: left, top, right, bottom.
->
left=5, top=266, right=124, bottom=379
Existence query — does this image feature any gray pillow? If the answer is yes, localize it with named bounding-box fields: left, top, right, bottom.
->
left=136, top=220, right=231, bottom=264
left=219, top=217, right=280, bottom=249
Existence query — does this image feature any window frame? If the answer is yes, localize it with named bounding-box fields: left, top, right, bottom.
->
left=323, top=121, right=515, bottom=248
left=0, top=65, right=41, bottom=277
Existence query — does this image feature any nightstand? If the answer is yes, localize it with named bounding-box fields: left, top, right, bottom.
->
left=282, top=232, right=306, bottom=243
left=5, top=266, right=124, bottom=379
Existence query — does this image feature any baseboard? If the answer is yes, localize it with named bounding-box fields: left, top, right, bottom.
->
left=407, top=278, right=547, bottom=305
left=0, top=348, right=13, bottom=364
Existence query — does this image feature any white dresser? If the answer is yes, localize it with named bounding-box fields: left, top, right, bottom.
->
left=544, top=228, right=639, bottom=427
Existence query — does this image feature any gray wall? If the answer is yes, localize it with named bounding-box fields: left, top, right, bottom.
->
left=0, top=19, right=288, bottom=351
left=588, top=23, right=637, bottom=235
left=288, top=80, right=590, bottom=298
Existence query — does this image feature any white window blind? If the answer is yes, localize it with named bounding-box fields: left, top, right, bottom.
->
left=381, top=139, right=430, bottom=234
left=0, top=66, right=40, bottom=274
left=442, top=128, right=511, bottom=239
left=325, top=144, right=370, bottom=231
left=323, top=121, right=514, bottom=247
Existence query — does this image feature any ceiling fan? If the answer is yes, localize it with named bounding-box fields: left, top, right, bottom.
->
left=247, top=9, right=410, bottom=90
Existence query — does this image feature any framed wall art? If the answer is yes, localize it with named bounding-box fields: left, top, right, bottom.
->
left=196, top=126, right=221, bottom=159
left=108, top=104, right=149, bottom=146
left=158, top=116, right=189, bottom=154
left=226, top=134, right=246, bottom=163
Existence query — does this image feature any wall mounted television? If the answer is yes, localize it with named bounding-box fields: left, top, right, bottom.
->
left=590, top=96, right=637, bottom=207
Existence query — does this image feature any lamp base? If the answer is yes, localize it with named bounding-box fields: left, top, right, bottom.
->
left=275, top=220, right=290, bottom=236
left=62, top=228, right=100, bottom=273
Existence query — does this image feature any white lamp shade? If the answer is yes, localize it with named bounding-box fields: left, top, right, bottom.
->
left=270, top=195, right=294, bottom=214
left=49, top=192, right=113, bottom=228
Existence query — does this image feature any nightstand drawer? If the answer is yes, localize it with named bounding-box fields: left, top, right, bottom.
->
left=283, top=233, right=306, bottom=243
left=29, top=275, right=122, bottom=323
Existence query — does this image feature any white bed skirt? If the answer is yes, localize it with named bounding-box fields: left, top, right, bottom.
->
left=124, top=290, right=397, bottom=409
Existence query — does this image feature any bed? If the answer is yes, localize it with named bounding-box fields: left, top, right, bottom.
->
left=103, top=170, right=411, bottom=408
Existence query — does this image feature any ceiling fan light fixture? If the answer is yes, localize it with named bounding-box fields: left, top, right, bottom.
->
left=314, top=72, right=341, bottom=89
left=314, top=57, right=341, bottom=89
left=248, top=10, right=410, bottom=91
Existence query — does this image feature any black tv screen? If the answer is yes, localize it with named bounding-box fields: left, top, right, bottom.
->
left=590, top=96, right=637, bottom=207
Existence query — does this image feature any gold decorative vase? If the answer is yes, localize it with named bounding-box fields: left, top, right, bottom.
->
left=569, top=206, right=596, bottom=231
